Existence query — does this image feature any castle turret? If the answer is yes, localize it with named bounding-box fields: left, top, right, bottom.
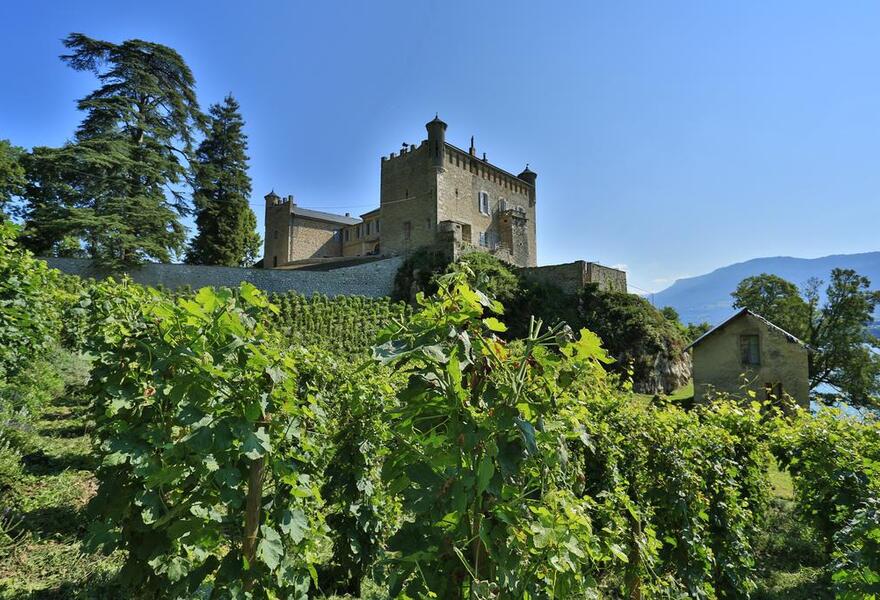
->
left=517, top=165, right=537, bottom=187
left=425, top=114, right=447, bottom=170
left=517, top=165, right=537, bottom=207
left=265, top=189, right=281, bottom=206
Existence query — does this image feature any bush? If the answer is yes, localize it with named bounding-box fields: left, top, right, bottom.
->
left=0, top=220, right=65, bottom=380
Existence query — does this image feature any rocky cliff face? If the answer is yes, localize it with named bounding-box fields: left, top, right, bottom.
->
left=630, top=344, right=692, bottom=395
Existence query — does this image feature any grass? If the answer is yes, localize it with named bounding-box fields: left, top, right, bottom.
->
left=634, top=380, right=694, bottom=408
left=0, top=393, right=124, bottom=599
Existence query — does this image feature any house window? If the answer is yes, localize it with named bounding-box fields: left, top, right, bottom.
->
left=356, top=225, right=362, bottom=239
left=366, top=221, right=371, bottom=236
left=478, top=191, right=490, bottom=215
left=376, top=219, right=380, bottom=232
left=403, top=221, right=411, bottom=241
left=479, top=231, right=487, bottom=247
left=344, top=229, right=350, bottom=242
left=740, top=335, right=760, bottom=366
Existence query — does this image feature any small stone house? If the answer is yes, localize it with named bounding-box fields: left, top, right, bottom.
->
left=685, top=308, right=810, bottom=408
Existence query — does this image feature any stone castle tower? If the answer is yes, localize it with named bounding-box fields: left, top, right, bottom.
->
left=378, top=116, right=537, bottom=267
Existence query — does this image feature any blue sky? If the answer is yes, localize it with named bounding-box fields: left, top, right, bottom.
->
left=2, top=1, right=879, bottom=292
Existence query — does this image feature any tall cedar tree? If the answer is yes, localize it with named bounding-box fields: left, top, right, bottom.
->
left=186, top=95, right=261, bottom=267
left=20, top=34, right=203, bottom=268
left=733, top=270, right=880, bottom=409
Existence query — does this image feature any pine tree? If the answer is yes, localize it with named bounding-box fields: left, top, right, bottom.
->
left=20, top=33, right=204, bottom=268
left=186, top=95, right=261, bottom=267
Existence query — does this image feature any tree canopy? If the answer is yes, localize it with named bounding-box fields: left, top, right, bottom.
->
left=0, top=140, right=26, bottom=215
left=186, top=95, right=261, bottom=267
left=19, top=33, right=204, bottom=268
left=732, top=270, right=880, bottom=409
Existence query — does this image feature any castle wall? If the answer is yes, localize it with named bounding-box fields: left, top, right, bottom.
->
left=520, top=261, right=628, bottom=294
left=342, top=213, right=380, bottom=257
left=289, top=217, right=343, bottom=261
left=44, top=256, right=404, bottom=298
left=264, top=202, right=292, bottom=268
left=436, top=146, right=536, bottom=267
left=379, top=143, right=438, bottom=258
left=585, top=263, right=628, bottom=293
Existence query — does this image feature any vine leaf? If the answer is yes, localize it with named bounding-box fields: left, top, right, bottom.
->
left=257, top=525, right=284, bottom=570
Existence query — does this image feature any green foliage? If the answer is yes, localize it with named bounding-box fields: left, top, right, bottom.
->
left=732, top=274, right=810, bottom=339
left=375, top=270, right=623, bottom=598
left=391, top=247, right=451, bottom=303
left=685, top=321, right=712, bottom=342
left=268, top=292, right=411, bottom=356
left=319, top=363, right=401, bottom=596
left=0, top=220, right=64, bottom=380
left=374, top=269, right=776, bottom=598
left=732, top=270, right=880, bottom=409
left=576, top=284, right=689, bottom=392
left=186, top=95, right=262, bottom=267
left=84, top=281, right=331, bottom=598
left=19, top=34, right=204, bottom=268
left=0, top=139, right=25, bottom=214
left=831, top=494, right=880, bottom=598
left=773, top=408, right=880, bottom=596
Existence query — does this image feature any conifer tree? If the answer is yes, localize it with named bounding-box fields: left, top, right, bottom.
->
left=186, top=95, right=261, bottom=267
left=20, top=33, right=204, bottom=268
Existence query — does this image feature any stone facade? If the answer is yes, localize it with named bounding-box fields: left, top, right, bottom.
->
left=688, top=309, right=810, bottom=408
left=520, top=260, right=628, bottom=294
left=44, top=256, right=404, bottom=298
left=263, top=193, right=359, bottom=268
left=263, top=116, right=538, bottom=269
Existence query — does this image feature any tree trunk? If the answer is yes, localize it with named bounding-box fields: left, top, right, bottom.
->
left=242, top=454, right=265, bottom=591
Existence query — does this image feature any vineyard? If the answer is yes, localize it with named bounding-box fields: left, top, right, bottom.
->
left=0, top=222, right=879, bottom=599
left=267, top=292, right=412, bottom=356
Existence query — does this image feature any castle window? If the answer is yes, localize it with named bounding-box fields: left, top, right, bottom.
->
left=273, top=256, right=278, bottom=268
left=403, top=221, right=411, bottom=241
left=478, top=191, right=490, bottom=215
left=425, top=217, right=431, bottom=231
left=499, top=198, right=507, bottom=212
left=273, top=230, right=278, bottom=240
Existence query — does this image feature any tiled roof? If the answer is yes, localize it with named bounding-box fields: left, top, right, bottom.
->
left=684, top=308, right=812, bottom=352
left=291, top=206, right=361, bottom=226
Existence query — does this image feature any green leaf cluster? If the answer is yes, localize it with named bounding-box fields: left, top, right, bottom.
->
left=84, top=280, right=331, bottom=598
left=774, top=408, right=880, bottom=596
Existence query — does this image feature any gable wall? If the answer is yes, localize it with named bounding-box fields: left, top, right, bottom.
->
left=692, top=313, right=809, bottom=407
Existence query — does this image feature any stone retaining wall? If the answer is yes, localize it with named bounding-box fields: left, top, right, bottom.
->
left=43, top=256, right=404, bottom=298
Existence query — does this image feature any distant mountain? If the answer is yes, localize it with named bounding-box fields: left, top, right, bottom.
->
left=652, top=252, right=880, bottom=331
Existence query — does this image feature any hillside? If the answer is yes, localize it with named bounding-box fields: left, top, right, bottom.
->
left=653, top=251, right=880, bottom=328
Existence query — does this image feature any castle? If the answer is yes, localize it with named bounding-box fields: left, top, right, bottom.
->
left=264, top=116, right=537, bottom=269
left=262, top=116, right=626, bottom=292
